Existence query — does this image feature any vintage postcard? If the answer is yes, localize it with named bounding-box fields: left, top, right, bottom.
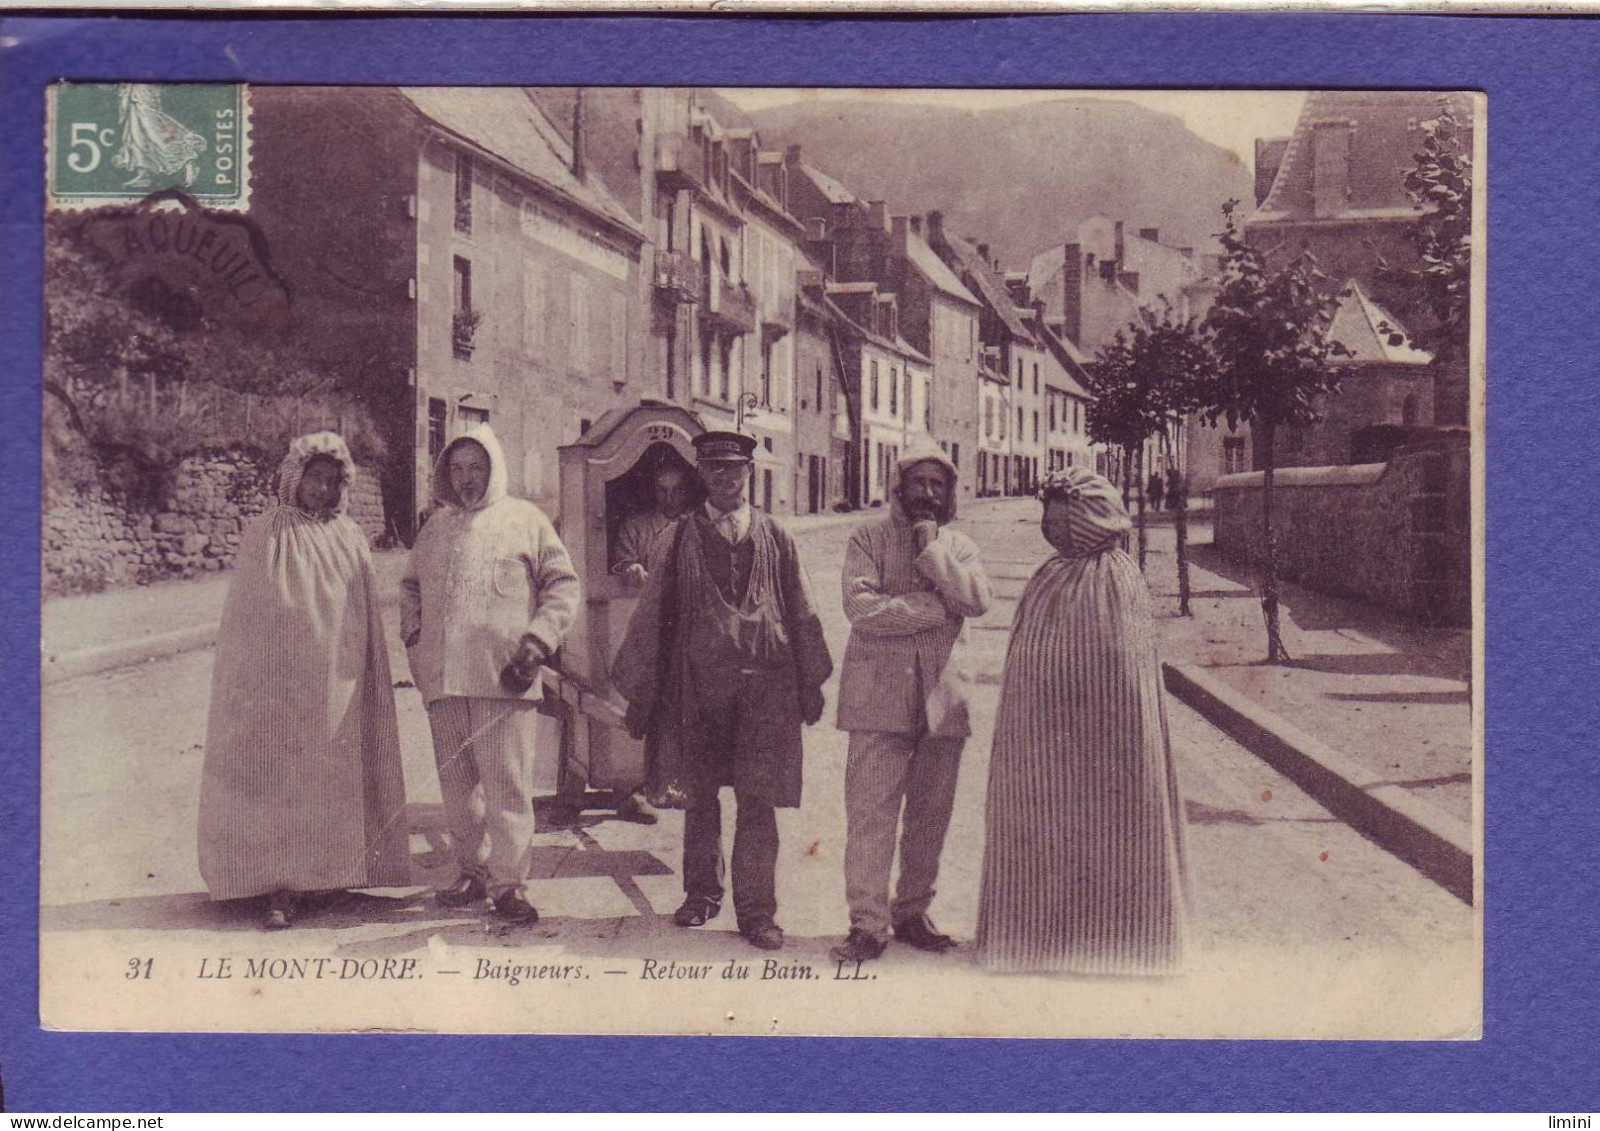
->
left=38, top=84, right=1484, bottom=1037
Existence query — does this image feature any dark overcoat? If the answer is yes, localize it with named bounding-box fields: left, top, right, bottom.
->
left=610, top=511, right=832, bottom=808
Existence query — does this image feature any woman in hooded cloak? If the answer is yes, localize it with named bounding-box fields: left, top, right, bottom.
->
left=198, top=432, right=411, bottom=929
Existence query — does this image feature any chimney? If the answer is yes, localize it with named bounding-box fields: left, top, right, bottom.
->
left=1062, top=245, right=1084, bottom=346
left=868, top=200, right=888, bottom=230
left=891, top=215, right=909, bottom=252
left=927, top=211, right=945, bottom=247
left=977, top=242, right=990, bottom=265
left=785, top=143, right=802, bottom=167
left=909, top=215, right=923, bottom=237
left=1139, top=227, right=1160, bottom=244
left=1113, top=220, right=1124, bottom=266
left=571, top=89, right=587, bottom=182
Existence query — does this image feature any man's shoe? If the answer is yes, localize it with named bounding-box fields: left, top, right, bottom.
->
left=673, top=896, right=721, bottom=927
left=491, top=890, right=540, bottom=925
left=741, top=922, right=785, bottom=951
left=615, top=792, right=660, bottom=825
left=435, top=874, right=488, bottom=908
left=893, top=913, right=958, bottom=952
left=828, top=929, right=887, bottom=964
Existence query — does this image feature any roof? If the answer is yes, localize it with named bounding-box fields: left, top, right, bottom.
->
left=905, top=230, right=980, bottom=307
left=1327, top=281, right=1433, bottom=365
left=399, top=88, right=643, bottom=239
left=1254, top=91, right=1475, bottom=225
left=799, top=163, right=857, bottom=206
left=1031, top=321, right=1095, bottom=399
left=822, top=293, right=931, bottom=365
left=942, top=235, right=1035, bottom=343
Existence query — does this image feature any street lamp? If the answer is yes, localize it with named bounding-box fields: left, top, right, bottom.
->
left=735, top=391, right=760, bottom=434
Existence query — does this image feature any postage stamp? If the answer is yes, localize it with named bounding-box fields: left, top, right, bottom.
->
left=47, top=82, right=251, bottom=211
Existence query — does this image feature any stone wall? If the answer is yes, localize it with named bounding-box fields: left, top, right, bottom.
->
left=43, top=447, right=388, bottom=597
left=1213, top=436, right=1470, bottom=626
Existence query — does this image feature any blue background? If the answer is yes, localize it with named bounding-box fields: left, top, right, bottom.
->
left=0, top=13, right=1589, bottom=1113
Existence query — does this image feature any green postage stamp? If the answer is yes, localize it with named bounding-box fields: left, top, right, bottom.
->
left=47, top=83, right=251, bottom=211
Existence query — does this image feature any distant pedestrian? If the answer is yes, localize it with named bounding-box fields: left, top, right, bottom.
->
left=401, top=425, right=581, bottom=925
left=198, top=432, right=410, bottom=930
left=611, top=431, right=833, bottom=952
left=830, top=441, right=992, bottom=965
left=1146, top=471, right=1165, bottom=511
left=976, top=467, right=1189, bottom=975
left=1166, top=467, right=1184, bottom=512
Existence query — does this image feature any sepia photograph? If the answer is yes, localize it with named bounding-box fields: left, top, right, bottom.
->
left=36, top=82, right=1482, bottom=1038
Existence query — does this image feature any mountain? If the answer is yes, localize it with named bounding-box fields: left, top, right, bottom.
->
left=735, top=95, right=1253, bottom=268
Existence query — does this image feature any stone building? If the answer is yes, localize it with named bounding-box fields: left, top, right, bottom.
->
left=1248, top=90, right=1474, bottom=427
left=1268, top=281, right=1435, bottom=469
left=792, top=279, right=851, bottom=513
left=244, top=86, right=649, bottom=538
left=824, top=282, right=932, bottom=508
left=928, top=219, right=1047, bottom=496
left=783, top=156, right=986, bottom=501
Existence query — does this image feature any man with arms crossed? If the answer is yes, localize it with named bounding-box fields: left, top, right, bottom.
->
left=830, top=440, right=992, bottom=963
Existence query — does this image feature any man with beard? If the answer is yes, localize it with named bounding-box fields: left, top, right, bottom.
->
left=611, top=431, right=832, bottom=952
left=829, top=440, right=993, bottom=964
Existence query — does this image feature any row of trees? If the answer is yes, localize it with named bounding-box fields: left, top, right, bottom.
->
left=1085, top=201, right=1348, bottom=663
left=1086, top=98, right=1473, bottom=665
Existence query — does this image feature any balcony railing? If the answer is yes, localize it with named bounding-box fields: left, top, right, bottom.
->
left=702, top=279, right=757, bottom=335
left=652, top=250, right=704, bottom=304
left=655, top=134, right=707, bottom=193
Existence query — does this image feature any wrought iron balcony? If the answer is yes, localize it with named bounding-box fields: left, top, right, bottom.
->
left=702, top=279, right=757, bottom=334
left=652, top=250, right=704, bottom=305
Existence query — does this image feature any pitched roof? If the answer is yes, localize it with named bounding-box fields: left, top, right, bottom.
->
left=901, top=230, right=979, bottom=307
left=798, top=163, right=858, bottom=206
left=399, top=88, right=643, bottom=238
left=1254, top=91, right=1475, bottom=225
left=943, top=235, right=1034, bottom=343
left=822, top=290, right=931, bottom=365
left=1031, top=321, right=1095, bottom=399
left=1327, top=281, right=1432, bottom=365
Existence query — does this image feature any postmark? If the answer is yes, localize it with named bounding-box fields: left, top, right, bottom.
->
left=47, top=82, right=251, bottom=212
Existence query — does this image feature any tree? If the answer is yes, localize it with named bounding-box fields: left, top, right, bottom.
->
left=1202, top=200, right=1349, bottom=663
left=44, top=221, right=388, bottom=492
left=1086, top=326, right=1164, bottom=571
left=1394, top=99, right=1473, bottom=371
left=1086, top=303, right=1212, bottom=608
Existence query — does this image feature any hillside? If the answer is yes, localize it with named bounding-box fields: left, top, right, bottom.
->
left=734, top=94, right=1253, bottom=267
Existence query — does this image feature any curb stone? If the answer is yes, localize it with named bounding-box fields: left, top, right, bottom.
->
left=1162, top=661, right=1474, bottom=905
left=43, top=623, right=222, bottom=685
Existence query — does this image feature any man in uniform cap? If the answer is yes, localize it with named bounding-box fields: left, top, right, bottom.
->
left=830, top=438, right=992, bottom=963
left=611, top=430, right=832, bottom=951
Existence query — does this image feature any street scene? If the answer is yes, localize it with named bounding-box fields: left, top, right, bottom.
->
left=39, top=86, right=1479, bottom=1037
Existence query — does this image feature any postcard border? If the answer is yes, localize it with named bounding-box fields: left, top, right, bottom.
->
left=1, top=10, right=1588, bottom=1113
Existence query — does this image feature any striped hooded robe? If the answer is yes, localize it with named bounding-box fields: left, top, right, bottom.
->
left=197, top=432, right=411, bottom=900
left=975, top=467, right=1189, bottom=975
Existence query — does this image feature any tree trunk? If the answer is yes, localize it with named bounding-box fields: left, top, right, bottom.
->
left=1170, top=426, right=1192, bottom=616
left=1120, top=446, right=1133, bottom=553
left=1258, top=419, right=1289, bottom=663
left=1136, top=442, right=1148, bottom=572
